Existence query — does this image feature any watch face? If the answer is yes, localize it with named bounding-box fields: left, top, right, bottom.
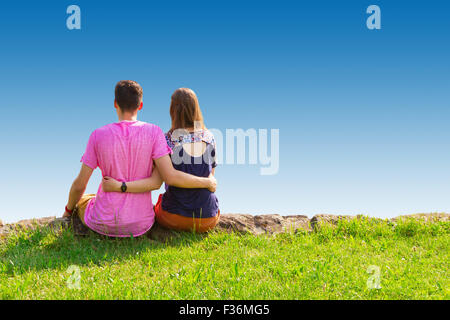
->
left=121, top=183, right=127, bottom=192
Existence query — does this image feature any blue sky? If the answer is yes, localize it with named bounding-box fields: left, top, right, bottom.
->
left=0, top=0, right=449, bottom=222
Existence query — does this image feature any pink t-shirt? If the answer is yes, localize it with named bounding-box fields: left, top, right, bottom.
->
left=81, top=120, right=172, bottom=237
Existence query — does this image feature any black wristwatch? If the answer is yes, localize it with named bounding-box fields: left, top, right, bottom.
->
left=121, top=182, right=127, bottom=193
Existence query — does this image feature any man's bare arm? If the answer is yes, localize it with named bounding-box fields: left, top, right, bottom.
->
left=63, top=164, right=94, bottom=217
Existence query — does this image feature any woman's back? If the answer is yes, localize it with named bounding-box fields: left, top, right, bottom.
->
left=161, top=129, right=219, bottom=218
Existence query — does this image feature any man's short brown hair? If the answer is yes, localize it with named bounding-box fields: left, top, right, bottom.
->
left=114, top=80, right=143, bottom=112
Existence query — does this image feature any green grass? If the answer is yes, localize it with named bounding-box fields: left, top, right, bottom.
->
left=0, top=217, right=448, bottom=299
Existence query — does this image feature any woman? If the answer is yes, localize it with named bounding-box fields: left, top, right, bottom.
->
left=102, top=88, right=220, bottom=233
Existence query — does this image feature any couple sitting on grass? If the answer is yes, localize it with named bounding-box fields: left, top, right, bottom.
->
left=62, top=80, right=219, bottom=237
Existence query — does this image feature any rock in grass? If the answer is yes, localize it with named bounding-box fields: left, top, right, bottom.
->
left=15, top=216, right=56, bottom=230
left=0, top=216, right=57, bottom=236
left=391, top=213, right=449, bottom=222
left=48, top=217, right=72, bottom=231
left=0, top=225, right=8, bottom=240
left=145, top=214, right=312, bottom=241
left=0, top=213, right=448, bottom=242
left=216, top=214, right=311, bottom=235
left=309, top=214, right=355, bottom=230
left=216, top=214, right=255, bottom=234
left=0, top=222, right=16, bottom=240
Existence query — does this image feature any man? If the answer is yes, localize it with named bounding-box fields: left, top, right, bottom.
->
left=63, top=80, right=216, bottom=237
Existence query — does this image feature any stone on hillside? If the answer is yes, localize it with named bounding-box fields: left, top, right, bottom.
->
left=147, top=214, right=311, bottom=241
left=216, top=214, right=311, bottom=235
left=391, top=213, right=449, bottom=223
left=0, top=219, right=3, bottom=227
left=48, top=217, right=72, bottom=231
left=310, top=214, right=388, bottom=230
left=0, top=213, right=448, bottom=242
left=15, top=216, right=56, bottom=230
left=0, top=216, right=70, bottom=241
left=0, top=225, right=10, bottom=240
left=283, top=215, right=313, bottom=232
left=216, top=214, right=255, bottom=234
left=310, top=214, right=357, bottom=230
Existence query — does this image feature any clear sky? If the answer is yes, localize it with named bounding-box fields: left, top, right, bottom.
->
left=0, top=0, right=449, bottom=223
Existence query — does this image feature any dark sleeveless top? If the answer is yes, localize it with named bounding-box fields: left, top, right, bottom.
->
left=161, top=129, right=219, bottom=218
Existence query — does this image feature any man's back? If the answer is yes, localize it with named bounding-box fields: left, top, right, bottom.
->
left=81, top=120, right=171, bottom=237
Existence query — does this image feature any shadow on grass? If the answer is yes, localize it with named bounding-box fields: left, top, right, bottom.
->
left=0, top=224, right=209, bottom=276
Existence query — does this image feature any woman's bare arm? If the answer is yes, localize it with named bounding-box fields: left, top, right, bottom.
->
left=154, top=154, right=216, bottom=192
left=102, top=156, right=217, bottom=193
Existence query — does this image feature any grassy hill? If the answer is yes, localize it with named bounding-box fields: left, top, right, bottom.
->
left=0, top=216, right=448, bottom=299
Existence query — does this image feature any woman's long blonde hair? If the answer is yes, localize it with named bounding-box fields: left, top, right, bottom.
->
left=169, top=88, right=205, bottom=132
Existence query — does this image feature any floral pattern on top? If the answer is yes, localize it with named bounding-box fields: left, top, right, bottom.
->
left=165, top=129, right=216, bottom=150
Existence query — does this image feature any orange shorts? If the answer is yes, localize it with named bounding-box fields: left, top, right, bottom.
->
left=75, top=194, right=96, bottom=226
left=154, top=194, right=220, bottom=233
